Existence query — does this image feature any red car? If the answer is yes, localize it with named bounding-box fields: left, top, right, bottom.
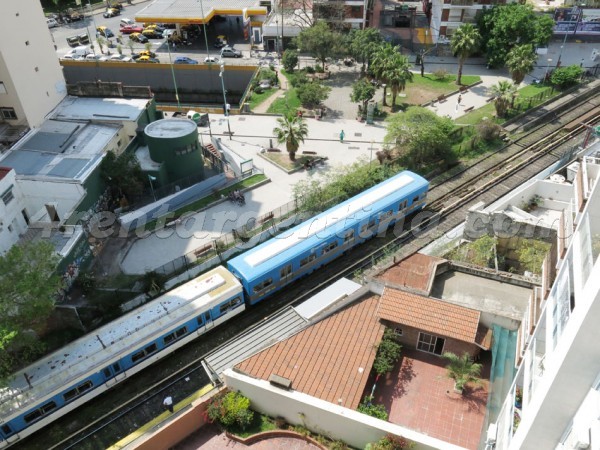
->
left=120, top=25, right=143, bottom=34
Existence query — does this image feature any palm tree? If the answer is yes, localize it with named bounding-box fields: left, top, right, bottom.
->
left=506, top=44, right=538, bottom=85
left=443, top=352, right=482, bottom=392
left=490, top=80, right=517, bottom=118
left=381, top=54, right=413, bottom=107
left=371, top=43, right=400, bottom=107
left=450, top=24, right=480, bottom=86
left=273, top=115, right=309, bottom=161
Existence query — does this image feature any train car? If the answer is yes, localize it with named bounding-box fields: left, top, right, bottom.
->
left=0, top=266, right=243, bottom=448
left=227, top=170, right=429, bottom=304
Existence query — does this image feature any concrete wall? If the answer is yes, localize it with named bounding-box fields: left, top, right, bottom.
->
left=0, top=169, right=28, bottom=254
left=61, top=62, right=257, bottom=105
left=19, top=178, right=85, bottom=223
left=224, top=369, right=467, bottom=450
left=0, top=2, right=66, bottom=128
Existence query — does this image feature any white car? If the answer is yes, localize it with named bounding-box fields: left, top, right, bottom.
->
left=259, top=79, right=272, bottom=89
left=47, top=18, right=58, bottom=28
left=109, top=54, right=133, bottom=62
left=85, top=54, right=109, bottom=62
left=204, top=56, right=221, bottom=64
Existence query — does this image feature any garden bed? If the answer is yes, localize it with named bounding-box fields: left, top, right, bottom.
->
left=260, top=151, right=326, bottom=173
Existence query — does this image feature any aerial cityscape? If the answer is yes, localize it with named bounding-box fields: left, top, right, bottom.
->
left=0, top=0, right=599, bottom=449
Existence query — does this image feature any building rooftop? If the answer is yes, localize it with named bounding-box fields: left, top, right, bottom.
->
left=378, top=253, right=443, bottom=294
left=50, top=96, right=149, bottom=122
left=135, top=0, right=267, bottom=23
left=0, top=167, right=11, bottom=181
left=145, top=118, right=197, bottom=138
left=378, top=288, right=481, bottom=344
left=0, top=120, right=117, bottom=181
left=236, top=295, right=384, bottom=409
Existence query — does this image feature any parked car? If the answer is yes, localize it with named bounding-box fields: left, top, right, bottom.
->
left=220, top=46, right=242, bottom=58
left=85, top=54, right=109, bottom=62
left=204, top=56, right=221, bottom=64
left=108, top=1, right=124, bottom=10
left=103, top=8, right=120, bottom=18
left=129, top=32, right=148, bottom=43
left=214, top=35, right=227, bottom=48
left=120, top=24, right=143, bottom=34
left=143, top=24, right=165, bottom=33
left=259, top=79, right=272, bottom=89
left=77, top=33, right=90, bottom=45
left=47, top=18, right=58, bottom=28
left=96, top=26, right=114, bottom=38
left=120, top=18, right=135, bottom=27
left=63, top=45, right=92, bottom=60
left=66, top=35, right=80, bottom=47
left=174, top=56, right=198, bottom=64
left=135, top=55, right=159, bottom=63
left=132, top=50, right=157, bottom=59
left=109, top=54, right=133, bottom=62
left=142, top=29, right=163, bottom=39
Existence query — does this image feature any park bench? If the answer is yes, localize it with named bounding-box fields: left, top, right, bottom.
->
left=193, top=244, right=212, bottom=258
left=259, top=212, right=275, bottom=224
left=464, top=106, right=475, bottom=113
left=437, top=95, right=447, bottom=103
left=302, top=150, right=317, bottom=155
left=459, top=86, right=469, bottom=94
left=267, top=148, right=281, bottom=152
left=486, top=97, right=495, bottom=103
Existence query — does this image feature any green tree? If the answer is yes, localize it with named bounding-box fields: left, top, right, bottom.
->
left=506, top=44, right=537, bottom=85
left=347, top=28, right=384, bottom=73
left=489, top=80, right=517, bottom=118
left=358, top=396, right=389, bottom=420
left=206, top=391, right=254, bottom=430
left=296, top=81, right=331, bottom=109
left=380, top=54, right=413, bottom=106
left=282, top=49, right=299, bottom=72
left=350, top=78, right=376, bottom=113
left=96, top=36, right=106, bottom=54
left=384, top=107, right=454, bottom=169
left=550, top=65, right=584, bottom=89
left=273, top=114, right=309, bottom=161
left=0, top=241, right=62, bottom=380
left=450, top=24, right=480, bottom=86
left=99, top=151, right=145, bottom=201
left=371, top=43, right=398, bottom=106
left=442, top=352, right=482, bottom=392
left=478, top=4, right=554, bottom=68
left=295, top=20, right=342, bottom=69
left=517, top=239, right=550, bottom=275
left=373, top=329, right=402, bottom=376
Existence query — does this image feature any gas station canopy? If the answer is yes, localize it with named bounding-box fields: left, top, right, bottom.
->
left=134, top=0, right=267, bottom=24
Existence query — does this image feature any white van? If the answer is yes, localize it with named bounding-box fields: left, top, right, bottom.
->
left=120, top=18, right=135, bottom=26
left=63, top=45, right=92, bottom=59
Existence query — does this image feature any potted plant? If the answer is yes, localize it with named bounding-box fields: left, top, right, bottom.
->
left=515, top=388, right=523, bottom=409
left=443, top=352, right=483, bottom=394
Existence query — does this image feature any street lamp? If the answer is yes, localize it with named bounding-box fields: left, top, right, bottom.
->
left=369, top=140, right=374, bottom=166
left=219, top=64, right=233, bottom=139
left=545, top=58, right=553, bottom=82
left=165, top=38, right=181, bottom=110
left=148, top=174, right=157, bottom=202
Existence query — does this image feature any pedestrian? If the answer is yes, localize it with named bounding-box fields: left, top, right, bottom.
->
left=163, top=395, right=174, bottom=413
left=458, top=94, right=462, bottom=104
left=340, top=130, right=345, bottom=143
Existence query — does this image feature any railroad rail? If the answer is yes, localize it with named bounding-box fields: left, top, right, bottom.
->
left=14, top=88, right=600, bottom=450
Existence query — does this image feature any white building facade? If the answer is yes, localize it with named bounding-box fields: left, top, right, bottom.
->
left=0, top=1, right=66, bottom=128
left=0, top=168, right=29, bottom=254
left=491, top=153, right=600, bottom=450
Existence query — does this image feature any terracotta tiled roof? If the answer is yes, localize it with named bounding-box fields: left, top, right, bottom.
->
left=236, top=296, right=384, bottom=409
left=378, top=253, right=444, bottom=294
left=378, top=288, right=480, bottom=343
left=0, top=167, right=11, bottom=181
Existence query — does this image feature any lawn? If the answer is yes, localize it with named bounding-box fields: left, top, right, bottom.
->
left=247, top=87, right=277, bottom=110
left=267, top=88, right=301, bottom=115
left=262, top=151, right=321, bottom=171
left=403, top=73, right=481, bottom=105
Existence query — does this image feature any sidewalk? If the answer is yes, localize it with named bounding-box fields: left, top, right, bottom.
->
left=252, top=70, right=289, bottom=114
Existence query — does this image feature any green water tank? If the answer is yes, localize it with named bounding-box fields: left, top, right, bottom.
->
left=144, top=118, right=204, bottom=182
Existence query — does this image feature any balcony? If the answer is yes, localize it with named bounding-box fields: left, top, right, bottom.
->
left=450, top=0, right=474, bottom=5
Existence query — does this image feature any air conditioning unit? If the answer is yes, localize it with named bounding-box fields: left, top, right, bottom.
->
left=570, top=428, right=590, bottom=450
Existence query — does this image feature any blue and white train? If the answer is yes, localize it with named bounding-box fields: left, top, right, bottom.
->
left=0, top=170, right=428, bottom=448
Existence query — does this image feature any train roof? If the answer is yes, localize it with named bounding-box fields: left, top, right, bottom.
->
left=0, top=266, right=241, bottom=419
left=228, top=171, right=428, bottom=283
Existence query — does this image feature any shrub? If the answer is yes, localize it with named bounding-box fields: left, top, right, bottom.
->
left=432, top=69, right=449, bottom=81
left=550, top=65, right=584, bottom=89
left=305, top=65, right=315, bottom=74
left=372, top=434, right=413, bottom=450
left=373, top=328, right=402, bottom=376
left=206, top=391, right=254, bottom=430
left=274, top=416, right=287, bottom=428
left=282, top=49, right=299, bottom=72
left=315, top=64, right=325, bottom=73
left=357, top=396, right=389, bottom=420
left=297, top=82, right=331, bottom=109
left=476, top=120, right=502, bottom=142
left=330, top=441, right=350, bottom=450
left=254, top=87, right=264, bottom=95
left=75, top=272, right=96, bottom=294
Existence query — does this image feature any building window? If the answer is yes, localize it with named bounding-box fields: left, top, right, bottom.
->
left=394, top=327, right=403, bottom=336
left=1, top=187, right=14, bottom=205
left=0, top=82, right=6, bottom=94
left=0, top=108, right=17, bottom=120
left=417, top=332, right=445, bottom=355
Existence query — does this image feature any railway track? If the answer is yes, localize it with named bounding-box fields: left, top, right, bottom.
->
left=14, top=85, right=600, bottom=450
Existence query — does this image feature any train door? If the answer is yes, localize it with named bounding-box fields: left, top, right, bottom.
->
left=197, top=311, right=213, bottom=335
left=0, top=423, right=19, bottom=444
left=102, top=361, right=125, bottom=387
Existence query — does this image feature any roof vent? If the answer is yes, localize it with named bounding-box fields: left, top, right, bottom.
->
left=269, top=374, right=292, bottom=390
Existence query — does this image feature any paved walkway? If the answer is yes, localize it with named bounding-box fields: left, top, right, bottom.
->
left=118, top=41, right=598, bottom=274
left=252, top=66, right=289, bottom=114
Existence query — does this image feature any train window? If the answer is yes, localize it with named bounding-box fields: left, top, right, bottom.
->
left=253, top=279, right=273, bottom=293
left=131, top=343, right=158, bottom=363
left=344, top=230, right=354, bottom=242
left=63, top=380, right=93, bottom=402
left=300, top=254, right=316, bottom=267
left=399, top=200, right=408, bottom=210
left=103, top=368, right=111, bottom=378
left=24, top=401, right=56, bottom=423
left=280, top=264, right=292, bottom=277
left=413, top=196, right=419, bottom=204
left=1, top=424, right=12, bottom=435
left=322, top=241, right=338, bottom=254
left=112, top=362, right=121, bottom=373
left=219, top=296, right=242, bottom=314
left=380, top=210, right=393, bottom=220
left=163, top=326, right=189, bottom=345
